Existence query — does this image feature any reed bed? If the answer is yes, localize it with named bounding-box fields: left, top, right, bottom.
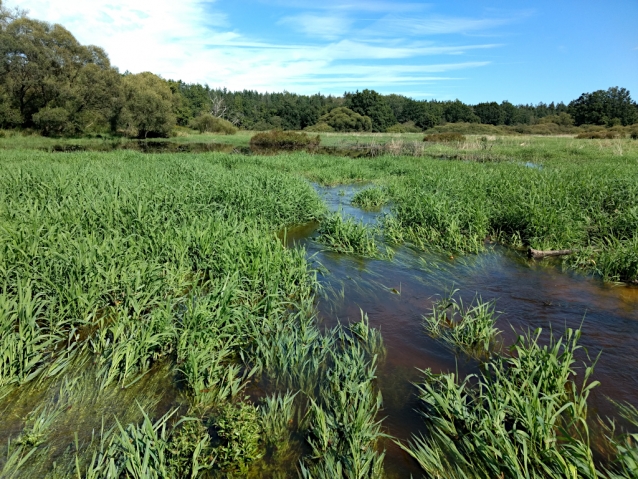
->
left=1, top=140, right=637, bottom=477
left=404, top=325, right=602, bottom=478
left=0, top=150, right=386, bottom=477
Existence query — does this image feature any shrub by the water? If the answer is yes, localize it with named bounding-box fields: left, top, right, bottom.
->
left=190, top=114, right=238, bottom=134
left=576, top=130, right=620, bottom=139
left=423, top=132, right=467, bottom=142
left=386, top=121, right=422, bottom=133
left=304, top=122, right=334, bottom=132
left=249, top=130, right=320, bottom=149
left=317, top=107, right=372, bottom=132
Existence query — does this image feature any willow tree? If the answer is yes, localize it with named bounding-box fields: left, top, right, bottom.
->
left=120, top=72, right=177, bottom=138
left=0, top=0, right=123, bottom=134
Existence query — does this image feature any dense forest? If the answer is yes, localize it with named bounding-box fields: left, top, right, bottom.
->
left=1, top=1, right=637, bottom=137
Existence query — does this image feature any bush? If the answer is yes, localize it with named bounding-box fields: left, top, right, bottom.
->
left=32, top=107, right=71, bottom=136
left=423, top=132, right=466, bottom=142
left=425, top=122, right=503, bottom=135
left=537, top=112, right=574, bottom=127
left=249, top=130, right=320, bottom=149
left=386, top=121, right=422, bottom=133
left=190, top=114, right=238, bottom=134
left=318, top=107, right=372, bottom=132
left=304, top=122, right=334, bottom=132
left=252, top=120, right=274, bottom=131
left=575, top=130, right=619, bottom=139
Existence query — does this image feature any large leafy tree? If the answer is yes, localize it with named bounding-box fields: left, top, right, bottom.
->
left=346, top=89, right=396, bottom=132
left=318, top=107, right=371, bottom=132
left=0, top=0, right=123, bottom=133
left=443, top=100, right=480, bottom=123
left=473, top=102, right=504, bottom=125
left=569, top=87, right=638, bottom=126
left=120, top=72, right=177, bottom=138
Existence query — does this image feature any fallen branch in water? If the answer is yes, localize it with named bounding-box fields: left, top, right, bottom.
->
left=528, top=248, right=573, bottom=259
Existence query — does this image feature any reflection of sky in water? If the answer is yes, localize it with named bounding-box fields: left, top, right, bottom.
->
left=285, top=183, right=638, bottom=477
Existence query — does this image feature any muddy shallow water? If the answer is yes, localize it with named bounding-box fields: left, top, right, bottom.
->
left=282, top=183, right=638, bottom=477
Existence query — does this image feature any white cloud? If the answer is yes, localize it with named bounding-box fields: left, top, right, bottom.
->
left=8, top=0, right=503, bottom=96
left=374, top=15, right=514, bottom=35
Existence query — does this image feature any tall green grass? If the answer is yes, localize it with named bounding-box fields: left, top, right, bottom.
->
left=423, top=290, right=500, bottom=355
left=403, top=327, right=601, bottom=478
left=0, top=150, right=392, bottom=476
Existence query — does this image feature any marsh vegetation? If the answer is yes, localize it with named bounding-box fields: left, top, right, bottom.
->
left=0, top=134, right=637, bottom=477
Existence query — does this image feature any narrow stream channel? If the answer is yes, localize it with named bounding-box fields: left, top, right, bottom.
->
left=282, top=183, right=638, bottom=477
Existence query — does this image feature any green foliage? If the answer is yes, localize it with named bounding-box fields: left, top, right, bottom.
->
left=304, top=121, right=334, bottom=132
left=317, top=212, right=380, bottom=257
left=346, top=89, right=396, bottom=132
left=423, top=291, right=500, bottom=354
left=473, top=102, right=504, bottom=125
left=0, top=7, right=123, bottom=134
left=403, top=327, right=600, bottom=478
left=317, top=107, right=371, bottom=132
left=423, top=132, right=466, bottom=142
left=443, top=100, right=480, bottom=123
left=569, top=87, right=638, bottom=126
left=250, top=129, right=320, bottom=149
left=538, top=112, right=575, bottom=126
left=386, top=121, right=422, bottom=133
left=167, top=417, right=216, bottom=477
left=351, top=186, right=388, bottom=209
left=213, top=402, right=263, bottom=471
left=121, top=72, right=177, bottom=138
left=191, top=113, right=238, bottom=134
left=302, top=339, right=385, bottom=479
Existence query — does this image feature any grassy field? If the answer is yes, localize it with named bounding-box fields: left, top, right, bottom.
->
left=1, top=136, right=637, bottom=477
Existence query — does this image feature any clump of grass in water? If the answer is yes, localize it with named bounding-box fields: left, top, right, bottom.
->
left=423, top=290, right=500, bottom=355
left=402, top=327, right=601, bottom=478
left=317, top=212, right=380, bottom=257
left=351, top=186, right=388, bottom=209
left=301, top=325, right=386, bottom=479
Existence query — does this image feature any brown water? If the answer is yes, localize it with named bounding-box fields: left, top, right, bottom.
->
left=282, top=183, right=638, bottom=477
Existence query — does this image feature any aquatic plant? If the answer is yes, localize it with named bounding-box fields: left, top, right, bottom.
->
left=351, top=186, right=389, bottom=209
left=423, top=290, right=500, bottom=354
left=317, top=212, right=380, bottom=257
left=402, top=327, right=600, bottom=478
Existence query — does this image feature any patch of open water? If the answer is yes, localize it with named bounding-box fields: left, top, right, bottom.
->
left=282, top=183, right=638, bottom=477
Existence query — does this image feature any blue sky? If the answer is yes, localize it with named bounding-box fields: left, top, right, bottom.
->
left=11, top=0, right=638, bottom=104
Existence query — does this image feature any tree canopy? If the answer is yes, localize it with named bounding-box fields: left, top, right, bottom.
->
left=345, top=89, right=396, bottom=132
left=0, top=2, right=636, bottom=136
left=318, top=107, right=372, bottom=132
left=569, top=87, right=638, bottom=126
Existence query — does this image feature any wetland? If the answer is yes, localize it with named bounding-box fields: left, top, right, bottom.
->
left=1, top=135, right=638, bottom=478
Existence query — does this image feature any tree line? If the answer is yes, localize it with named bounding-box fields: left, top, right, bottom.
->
left=1, top=1, right=637, bottom=137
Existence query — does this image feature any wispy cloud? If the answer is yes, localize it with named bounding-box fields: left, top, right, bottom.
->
left=278, top=13, right=353, bottom=39
left=9, top=0, right=513, bottom=97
